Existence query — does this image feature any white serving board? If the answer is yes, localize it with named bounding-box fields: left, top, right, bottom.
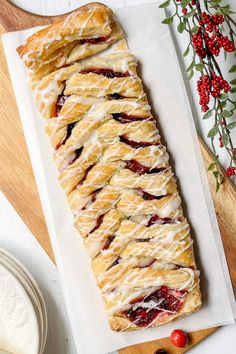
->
left=2, top=3, right=235, bottom=354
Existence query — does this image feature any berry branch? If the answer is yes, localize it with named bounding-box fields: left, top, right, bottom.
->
left=159, top=0, right=236, bottom=190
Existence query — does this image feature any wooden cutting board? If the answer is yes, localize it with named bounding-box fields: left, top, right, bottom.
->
left=0, top=0, right=235, bottom=353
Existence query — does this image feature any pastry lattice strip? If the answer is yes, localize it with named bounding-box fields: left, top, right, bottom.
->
left=18, top=2, right=201, bottom=332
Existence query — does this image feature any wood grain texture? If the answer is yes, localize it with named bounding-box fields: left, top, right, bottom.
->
left=199, top=138, right=236, bottom=296
left=0, top=1, right=235, bottom=353
left=119, top=327, right=217, bottom=354
left=0, top=0, right=55, bottom=31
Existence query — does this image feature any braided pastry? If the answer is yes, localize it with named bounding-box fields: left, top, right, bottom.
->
left=18, top=2, right=201, bottom=331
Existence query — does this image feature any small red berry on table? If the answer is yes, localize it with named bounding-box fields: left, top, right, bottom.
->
left=182, top=8, right=187, bottom=16
left=169, top=329, right=188, bottom=348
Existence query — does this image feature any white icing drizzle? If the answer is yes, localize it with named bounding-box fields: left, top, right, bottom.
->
left=22, top=6, right=201, bottom=330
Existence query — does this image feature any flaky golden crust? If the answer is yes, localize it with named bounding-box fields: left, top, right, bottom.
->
left=17, top=3, right=112, bottom=58
left=108, top=280, right=201, bottom=331
left=17, top=3, right=124, bottom=79
left=18, top=2, right=201, bottom=332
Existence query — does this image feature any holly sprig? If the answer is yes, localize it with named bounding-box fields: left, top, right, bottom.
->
left=160, top=0, right=236, bottom=190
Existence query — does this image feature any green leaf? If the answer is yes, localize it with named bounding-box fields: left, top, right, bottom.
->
left=187, top=70, right=194, bottom=80
left=211, top=0, right=222, bottom=4
left=230, top=79, right=236, bottom=85
left=229, top=65, right=236, bottom=73
left=207, top=162, right=216, bottom=171
left=221, top=8, right=235, bottom=15
left=227, top=121, right=236, bottom=130
left=159, top=0, right=170, bottom=8
left=207, top=126, right=218, bottom=138
left=192, top=26, right=199, bottom=35
left=184, top=10, right=196, bottom=19
left=183, top=45, right=190, bottom=57
left=222, top=110, right=233, bottom=118
left=221, top=101, right=227, bottom=108
left=186, top=61, right=194, bottom=72
left=220, top=24, right=225, bottom=32
left=181, top=0, right=191, bottom=8
left=222, top=133, right=229, bottom=147
left=178, top=21, right=186, bottom=33
left=221, top=4, right=230, bottom=9
left=195, top=63, right=204, bottom=71
left=213, top=171, right=219, bottom=178
left=162, top=17, right=173, bottom=25
left=220, top=93, right=229, bottom=100
left=203, top=110, right=213, bottom=119
left=219, top=172, right=224, bottom=184
left=216, top=181, right=220, bottom=193
left=231, top=87, right=236, bottom=93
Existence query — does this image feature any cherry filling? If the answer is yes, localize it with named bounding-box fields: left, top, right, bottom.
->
left=147, top=214, right=182, bottom=227
left=113, top=113, right=151, bottom=124
left=124, top=286, right=186, bottom=327
left=80, top=68, right=130, bottom=78
left=136, top=188, right=164, bottom=201
left=90, top=214, right=104, bottom=234
left=120, top=135, right=159, bottom=149
left=56, top=122, right=77, bottom=150
left=77, top=164, right=94, bottom=187
left=103, top=235, right=115, bottom=250
left=69, top=147, right=83, bottom=165
left=80, top=36, right=110, bottom=44
left=54, top=94, right=68, bottom=117
left=81, top=188, right=102, bottom=211
left=108, top=93, right=125, bottom=100
left=139, top=259, right=155, bottom=268
left=108, top=256, right=121, bottom=270
left=126, top=160, right=166, bottom=176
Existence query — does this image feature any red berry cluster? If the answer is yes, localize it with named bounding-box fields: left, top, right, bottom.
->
left=205, top=33, right=221, bottom=56
left=226, top=166, right=235, bottom=177
left=192, top=31, right=235, bottom=58
left=200, top=12, right=224, bottom=33
left=197, top=74, right=230, bottom=111
left=217, top=35, right=235, bottom=52
left=192, top=12, right=235, bottom=58
left=197, top=75, right=211, bottom=112
left=211, top=73, right=231, bottom=97
left=192, top=30, right=206, bottom=57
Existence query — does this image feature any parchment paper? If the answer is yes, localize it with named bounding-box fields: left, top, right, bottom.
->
left=2, top=3, right=235, bottom=354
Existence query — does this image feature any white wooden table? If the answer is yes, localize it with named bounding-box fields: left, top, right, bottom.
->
left=3, top=1, right=236, bottom=353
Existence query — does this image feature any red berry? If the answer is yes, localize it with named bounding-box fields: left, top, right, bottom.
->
left=226, top=166, right=235, bottom=177
left=182, top=8, right=187, bottom=15
left=191, top=0, right=196, bottom=5
left=170, top=329, right=188, bottom=348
